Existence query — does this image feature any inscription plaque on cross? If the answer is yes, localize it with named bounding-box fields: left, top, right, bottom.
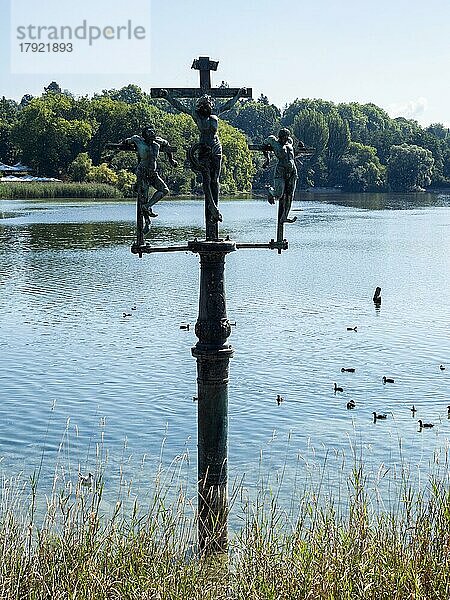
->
left=151, top=55, right=253, bottom=100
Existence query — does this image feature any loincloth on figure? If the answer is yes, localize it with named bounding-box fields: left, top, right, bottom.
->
left=136, top=164, right=169, bottom=194
left=188, top=142, right=222, bottom=175
left=272, top=163, right=298, bottom=198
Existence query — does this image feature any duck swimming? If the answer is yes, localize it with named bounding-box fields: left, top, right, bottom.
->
left=341, top=368, right=356, bottom=373
left=382, top=377, right=395, bottom=384
left=334, top=383, right=343, bottom=393
left=180, top=324, right=190, bottom=331
left=347, top=401, right=356, bottom=410
left=79, top=472, right=93, bottom=487
left=276, top=395, right=284, bottom=406
left=373, top=412, right=387, bottom=420
left=418, top=420, right=434, bottom=429
left=347, top=326, right=357, bottom=332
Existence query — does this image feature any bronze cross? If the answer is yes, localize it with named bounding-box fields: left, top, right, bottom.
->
left=151, top=55, right=252, bottom=99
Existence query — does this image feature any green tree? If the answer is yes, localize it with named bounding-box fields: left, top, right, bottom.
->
left=293, top=109, right=329, bottom=155
left=406, top=129, right=446, bottom=184
left=336, top=103, right=368, bottom=143
left=356, top=103, right=396, bottom=161
left=338, top=142, right=386, bottom=192
left=425, top=123, right=449, bottom=140
left=68, top=152, right=93, bottom=182
left=44, top=81, right=62, bottom=94
left=0, top=98, right=19, bottom=164
left=0, top=121, right=18, bottom=164
left=387, top=144, right=434, bottom=191
left=19, top=94, right=34, bottom=109
left=223, top=100, right=280, bottom=143
left=393, top=117, right=423, bottom=141
left=89, top=98, right=132, bottom=164
left=98, top=84, right=146, bottom=105
left=88, top=162, right=118, bottom=185
left=116, top=169, right=137, bottom=196
left=219, top=120, right=255, bottom=193
left=150, top=112, right=197, bottom=195
left=0, top=97, right=18, bottom=121
left=108, top=150, right=137, bottom=173
left=282, top=98, right=336, bottom=128
left=325, top=112, right=350, bottom=184
left=293, top=109, right=329, bottom=186
left=11, top=97, right=93, bottom=176
left=89, top=98, right=165, bottom=164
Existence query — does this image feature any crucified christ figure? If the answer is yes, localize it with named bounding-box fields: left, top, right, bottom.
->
left=263, top=128, right=300, bottom=226
left=159, top=88, right=245, bottom=225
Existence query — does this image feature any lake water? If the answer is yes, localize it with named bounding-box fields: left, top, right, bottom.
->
left=0, top=192, right=449, bottom=519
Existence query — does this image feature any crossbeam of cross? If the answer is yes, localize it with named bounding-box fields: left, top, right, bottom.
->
left=151, top=56, right=252, bottom=99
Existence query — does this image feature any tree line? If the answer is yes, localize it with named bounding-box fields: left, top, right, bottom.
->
left=226, top=95, right=450, bottom=192
left=1, top=82, right=449, bottom=194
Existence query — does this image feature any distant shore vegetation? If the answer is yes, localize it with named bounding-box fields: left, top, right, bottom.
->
left=0, top=181, right=122, bottom=199
left=1, top=81, right=449, bottom=197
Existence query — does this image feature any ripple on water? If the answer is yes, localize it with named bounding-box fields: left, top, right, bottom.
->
left=0, top=197, right=449, bottom=511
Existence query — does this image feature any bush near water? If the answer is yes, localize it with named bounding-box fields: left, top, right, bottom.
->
left=1, top=83, right=450, bottom=197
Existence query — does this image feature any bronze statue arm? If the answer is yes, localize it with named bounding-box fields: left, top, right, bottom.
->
left=217, top=88, right=246, bottom=115
left=104, top=139, right=136, bottom=152
left=166, top=151, right=178, bottom=167
left=159, top=89, right=192, bottom=116
left=156, top=137, right=179, bottom=167
left=262, top=148, right=271, bottom=169
left=248, top=143, right=273, bottom=168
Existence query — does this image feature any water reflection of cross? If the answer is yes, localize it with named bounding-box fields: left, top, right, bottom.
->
left=151, top=55, right=253, bottom=99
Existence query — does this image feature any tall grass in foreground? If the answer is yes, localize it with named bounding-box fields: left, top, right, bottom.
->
left=0, top=182, right=122, bottom=199
left=1, top=458, right=449, bottom=599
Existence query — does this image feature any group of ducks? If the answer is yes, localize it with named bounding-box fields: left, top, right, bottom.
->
left=122, top=305, right=137, bottom=318
left=333, top=365, right=448, bottom=428
left=276, top=299, right=447, bottom=432
left=333, top=288, right=445, bottom=430
left=334, top=376, right=398, bottom=419
left=275, top=365, right=447, bottom=430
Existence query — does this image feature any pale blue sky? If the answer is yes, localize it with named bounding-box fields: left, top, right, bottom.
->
left=1, top=0, right=449, bottom=126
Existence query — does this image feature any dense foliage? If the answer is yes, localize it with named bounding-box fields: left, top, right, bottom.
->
left=1, top=85, right=449, bottom=194
left=225, top=96, right=450, bottom=191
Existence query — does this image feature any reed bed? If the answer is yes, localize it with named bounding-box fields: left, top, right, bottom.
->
left=0, top=182, right=122, bottom=199
left=1, top=451, right=449, bottom=600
